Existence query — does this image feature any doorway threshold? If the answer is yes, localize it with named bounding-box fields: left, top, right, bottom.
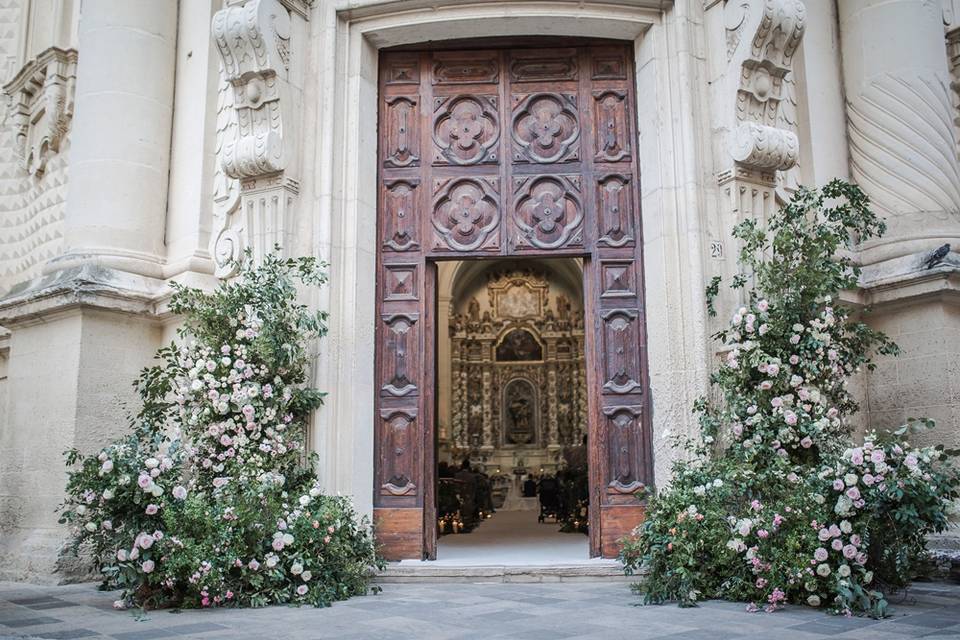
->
left=376, top=561, right=627, bottom=584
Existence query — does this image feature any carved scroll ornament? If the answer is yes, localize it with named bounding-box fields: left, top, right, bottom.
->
left=3, top=47, right=78, bottom=178
left=726, top=0, right=806, bottom=172
left=211, top=0, right=291, bottom=179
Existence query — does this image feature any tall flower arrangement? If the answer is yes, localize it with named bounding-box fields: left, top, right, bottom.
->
left=60, top=253, right=381, bottom=609
left=621, top=181, right=959, bottom=617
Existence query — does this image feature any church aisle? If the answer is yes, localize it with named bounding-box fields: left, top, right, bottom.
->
left=431, top=508, right=590, bottom=566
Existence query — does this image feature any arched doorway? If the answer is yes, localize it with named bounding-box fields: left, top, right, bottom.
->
left=373, top=39, right=653, bottom=560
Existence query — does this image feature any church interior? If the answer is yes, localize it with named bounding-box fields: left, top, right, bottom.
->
left=433, top=258, right=591, bottom=562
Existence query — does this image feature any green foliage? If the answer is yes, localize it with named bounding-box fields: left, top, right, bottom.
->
left=59, top=251, right=382, bottom=610
left=621, top=181, right=959, bottom=617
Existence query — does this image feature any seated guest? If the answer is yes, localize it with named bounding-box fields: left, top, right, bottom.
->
left=438, top=461, right=453, bottom=478
left=522, top=474, right=537, bottom=497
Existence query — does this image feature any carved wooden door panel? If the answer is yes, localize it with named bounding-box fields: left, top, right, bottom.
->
left=376, top=42, right=652, bottom=560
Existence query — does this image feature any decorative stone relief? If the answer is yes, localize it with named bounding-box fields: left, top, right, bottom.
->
left=725, top=0, right=806, bottom=172
left=210, top=0, right=300, bottom=277
left=847, top=71, right=960, bottom=226
left=3, top=47, right=78, bottom=178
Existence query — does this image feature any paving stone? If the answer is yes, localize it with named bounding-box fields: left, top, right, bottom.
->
left=0, top=617, right=64, bottom=628
left=36, top=631, right=103, bottom=640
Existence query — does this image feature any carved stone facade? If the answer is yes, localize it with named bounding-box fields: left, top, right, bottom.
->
left=210, top=0, right=301, bottom=277
left=0, top=0, right=959, bottom=580
left=445, top=267, right=587, bottom=474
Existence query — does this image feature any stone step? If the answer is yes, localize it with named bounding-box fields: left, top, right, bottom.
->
left=375, top=561, right=633, bottom=583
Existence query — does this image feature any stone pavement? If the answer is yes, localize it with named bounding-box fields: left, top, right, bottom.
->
left=1, top=579, right=959, bottom=639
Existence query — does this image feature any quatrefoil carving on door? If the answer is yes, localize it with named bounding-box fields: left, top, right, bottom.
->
left=511, top=93, right=580, bottom=163
left=432, top=177, right=500, bottom=251
left=433, top=95, right=500, bottom=166
left=513, top=175, right=583, bottom=250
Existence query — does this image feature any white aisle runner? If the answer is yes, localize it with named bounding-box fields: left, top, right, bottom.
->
left=432, top=508, right=591, bottom=566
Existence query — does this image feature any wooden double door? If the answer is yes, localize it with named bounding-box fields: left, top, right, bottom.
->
left=374, top=41, right=653, bottom=559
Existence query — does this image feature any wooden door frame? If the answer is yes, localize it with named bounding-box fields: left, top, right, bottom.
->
left=374, top=40, right=653, bottom=561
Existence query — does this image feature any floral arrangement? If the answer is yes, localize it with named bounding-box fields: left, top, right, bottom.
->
left=59, top=253, right=381, bottom=609
left=620, top=181, right=959, bottom=617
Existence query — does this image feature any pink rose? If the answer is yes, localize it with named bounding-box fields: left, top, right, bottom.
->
left=296, top=585, right=308, bottom=596
left=272, top=538, right=285, bottom=551
left=145, top=504, right=159, bottom=515
left=137, top=533, right=154, bottom=550
left=137, top=474, right=152, bottom=489
left=831, top=539, right=843, bottom=551
left=845, top=487, right=861, bottom=501
left=843, top=544, right=857, bottom=559
left=141, top=560, right=155, bottom=574
left=800, top=437, right=812, bottom=448
left=814, top=548, right=828, bottom=562
left=172, top=486, right=188, bottom=500
left=832, top=479, right=844, bottom=491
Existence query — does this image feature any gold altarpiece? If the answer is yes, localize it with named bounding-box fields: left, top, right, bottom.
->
left=446, top=269, right=587, bottom=473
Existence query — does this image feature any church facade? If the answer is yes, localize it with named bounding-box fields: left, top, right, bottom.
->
left=0, top=0, right=958, bottom=580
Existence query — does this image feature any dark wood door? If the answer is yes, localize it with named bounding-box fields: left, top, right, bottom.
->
left=375, top=42, right=653, bottom=560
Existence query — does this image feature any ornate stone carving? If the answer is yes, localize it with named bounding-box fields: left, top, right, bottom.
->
left=3, top=47, right=78, bottom=178
left=212, top=0, right=291, bottom=179
left=211, top=0, right=301, bottom=277
left=847, top=71, right=960, bottom=226
left=512, top=93, right=581, bottom=164
left=725, top=0, right=806, bottom=172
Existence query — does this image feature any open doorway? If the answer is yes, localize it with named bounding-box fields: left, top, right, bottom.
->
left=434, top=258, right=590, bottom=564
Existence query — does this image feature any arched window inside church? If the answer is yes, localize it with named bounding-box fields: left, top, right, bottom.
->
left=495, top=328, right=543, bottom=362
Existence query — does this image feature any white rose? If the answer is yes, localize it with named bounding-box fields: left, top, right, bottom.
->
left=840, top=520, right=852, bottom=534
left=102, top=489, right=114, bottom=500
left=282, top=533, right=294, bottom=545
left=76, top=505, right=87, bottom=516
left=291, top=562, right=304, bottom=575
left=807, top=595, right=821, bottom=607
left=864, top=571, right=873, bottom=584
left=816, top=563, right=831, bottom=577
left=844, top=473, right=858, bottom=486
left=84, top=522, right=97, bottom=532
left=298, top=496, right=310, bottom=507
left=301, top=571, right=312, bottom=582
left=838, top=564, right=851, bottom=577
left=101, top=460, right=114, bottom=473
left=151, top=485, right=163, bottom=497
left=145, top=458, right=159, bottom=470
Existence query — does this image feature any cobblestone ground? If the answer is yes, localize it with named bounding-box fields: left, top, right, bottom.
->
left=1, top=580, right=959, bottom=639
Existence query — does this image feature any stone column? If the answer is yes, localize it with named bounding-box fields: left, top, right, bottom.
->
left=52, top=0, right=178, bottom=277
left=547, top=364, right=560, bottom=450
left=481, top=366, right=493, bottom=450
left=839, top=0, right=960, bottom=267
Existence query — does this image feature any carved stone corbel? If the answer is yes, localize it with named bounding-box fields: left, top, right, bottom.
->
left=210, top=0, right=298, bottom=277
left=717, top=0, right=806, bottom=231
left=727, top=0, right=806, bottom=174
left=3, top=47, right=78, bottom=178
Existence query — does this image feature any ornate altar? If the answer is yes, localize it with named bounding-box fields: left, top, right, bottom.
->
left=448, top=268, right=587, bottom=472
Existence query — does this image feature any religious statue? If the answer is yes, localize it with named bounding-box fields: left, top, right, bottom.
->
left=556, top=294, right=571, bottom=321
left=468, top=297, right=480, bottom=321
